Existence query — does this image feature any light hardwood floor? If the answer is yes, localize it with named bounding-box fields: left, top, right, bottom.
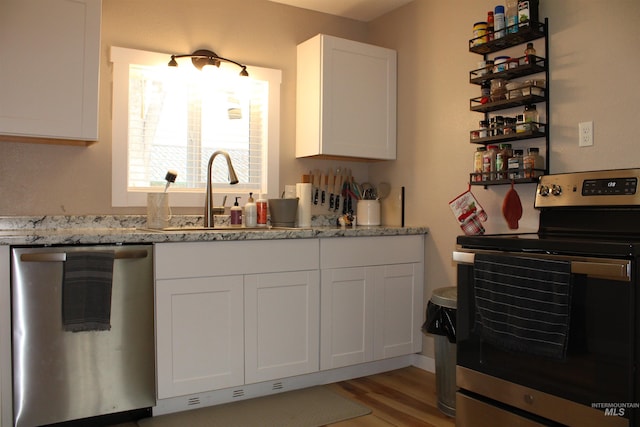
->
left=327, top=366, right=456, bottom=427
left=111, top=366, right=456, bottom=427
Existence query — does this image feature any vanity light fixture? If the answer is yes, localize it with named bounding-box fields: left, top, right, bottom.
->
left=168, top=49, right=249, bottom=76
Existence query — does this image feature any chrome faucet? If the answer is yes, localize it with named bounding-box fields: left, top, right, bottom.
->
left=204, top=150, right=239, bottom=227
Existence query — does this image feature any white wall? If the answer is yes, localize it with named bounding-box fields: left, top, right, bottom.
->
left=369, top=0, right=640, bottom=357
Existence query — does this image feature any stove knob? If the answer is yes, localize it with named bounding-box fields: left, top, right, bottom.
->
left=539, top=185, right=550, bottom=196
left=551, top=184, right=562, bottom=196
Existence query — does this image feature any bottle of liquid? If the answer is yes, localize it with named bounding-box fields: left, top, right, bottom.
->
left=506, top=0, right=519, bottom=34
left=487, top=11, right=495, bottom=41
left=244, top=192, right=257, bottom=227
left=523, top=147, right=544, bottom=178
left=256, top=194, right=268, bottom=227
left=524, top=42, right=536, bottom=64
left=474, top=147, right=486, bottom=182
left=494, top=5, right=506, bottom=39
left=231, top=197, right=242, bottom=226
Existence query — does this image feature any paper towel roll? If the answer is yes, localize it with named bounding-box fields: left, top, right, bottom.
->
left=284, top=185, right=297, bottom=199
left=296, top=183, right=312, bottom=227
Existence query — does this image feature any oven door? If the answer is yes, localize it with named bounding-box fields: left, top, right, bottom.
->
left=454, top=249, right=637, bottom=427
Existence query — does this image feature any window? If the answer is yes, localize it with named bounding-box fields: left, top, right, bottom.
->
left=110, top=46, right=281, bottom=207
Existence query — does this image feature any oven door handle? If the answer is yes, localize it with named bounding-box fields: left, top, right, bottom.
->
left=453, top=250, right=631, bottom=282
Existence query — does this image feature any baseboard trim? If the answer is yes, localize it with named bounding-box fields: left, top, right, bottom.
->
left=153, top=354, right=435, bottom=416
left=411, top=353, right=435, bottom=373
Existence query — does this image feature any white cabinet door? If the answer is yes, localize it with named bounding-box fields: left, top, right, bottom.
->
left=320, top=267, right=374, bottom=370
left=320, top=263, right=422, bottom=369
left=156, top=275, right=244, bottom=399
left=320, top=236, right=424, bottom=370
left=0, top=0, right=100, bottom=142
left=245, top=270, right=320, bottom=384
left=296, top=34, right=397, bottom=160
left=373, top=263, right=423, bottom=360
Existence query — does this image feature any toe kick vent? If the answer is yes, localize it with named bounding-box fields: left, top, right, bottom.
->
left=232, top=389, right=245, bottom=398
left=187, top=397, right=201, bottom=406
left=272, top=382, right=284, bottom=391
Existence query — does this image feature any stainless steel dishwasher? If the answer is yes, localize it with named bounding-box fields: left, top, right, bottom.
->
left=11, top=244, right=155, bottom=427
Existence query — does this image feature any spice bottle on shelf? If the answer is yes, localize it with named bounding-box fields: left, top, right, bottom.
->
left=508, top=149, right=524, bottom=179
left=479, top=120, right=490, bottom=138
left=472, top=22, right=488, bottom=46
left=524, top=42, right=536, bottom=64
left=473, top=147, right=486, bottom=182
left=518, top=0, right=539, bottom=29
left=524, top=104, right=539, bottom=131
left=504, top=117, right=517, bottom=134
left=523, top=147, right=544, bottom=178
left=480, top=81, right=491, bottom=104
left=506, top=0, right=519, bottom=34
left=516, top=114, right=526, bottom=133
left=487, top=11, right=495, bottom=41
left=494, top=5, right=506, bottom=39
left=495, top=143, right=513, bottom=180
left=490, top=115, right=505, bottom=136
left=483, top=145, right=498, bottom=181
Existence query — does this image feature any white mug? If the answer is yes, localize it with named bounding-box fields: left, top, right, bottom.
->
left=147, top=193, right=171, bottom=229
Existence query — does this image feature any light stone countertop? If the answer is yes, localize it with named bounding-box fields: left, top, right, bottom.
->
left=0, top=215, right=428, bottom=246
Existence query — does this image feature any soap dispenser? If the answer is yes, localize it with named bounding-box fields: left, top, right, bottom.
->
left=244, top=192, right=257, bottom=227
left=257, top=193, right=268, bottom=227
left=231, top=196, right=242, bottom=226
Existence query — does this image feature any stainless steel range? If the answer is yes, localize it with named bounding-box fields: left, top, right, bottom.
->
left=454, top=169, right=640, bottom=427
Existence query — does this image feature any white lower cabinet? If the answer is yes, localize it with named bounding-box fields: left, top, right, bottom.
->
left=320, top=266, right=375, bottom=369
left=245, top=270, right=319, bottom=384
left=320, top=236, right=424, bottom=370
left=155, top=275, right=244, bottom=399
left=154, top=240, right=320, bottom=399
left=154, top=235, right=424, bottom=401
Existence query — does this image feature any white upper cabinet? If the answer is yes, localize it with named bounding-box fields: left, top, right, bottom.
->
left=296, top=34, right=397, bottom=160
left=0, top=0, right=101, bottom=145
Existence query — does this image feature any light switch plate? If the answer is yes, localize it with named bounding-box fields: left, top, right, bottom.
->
left=579, top=121, right=594, bottom=147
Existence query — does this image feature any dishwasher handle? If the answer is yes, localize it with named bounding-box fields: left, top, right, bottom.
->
left=20, top=249, right=149, bottom=263
left=453, top=250, right=631, bottom=282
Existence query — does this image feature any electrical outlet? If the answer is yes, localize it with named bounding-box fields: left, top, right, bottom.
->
left=579, top=121, right=594, bottom=147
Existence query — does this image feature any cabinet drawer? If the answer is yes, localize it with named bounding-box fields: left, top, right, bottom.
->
left=155, top=240, right=319, bottom=279
left=320, top=236, right=424, bottom=269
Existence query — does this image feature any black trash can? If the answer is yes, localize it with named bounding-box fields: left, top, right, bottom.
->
left=422, top=286, right=457, bottom=417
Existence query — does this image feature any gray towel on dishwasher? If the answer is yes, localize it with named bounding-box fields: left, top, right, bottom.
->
left=473, top=253, right=572, bottom=359
left=62, top=251, right=115, bottom=332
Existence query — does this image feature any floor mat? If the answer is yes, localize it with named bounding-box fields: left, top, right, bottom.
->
left=138, top=386, right=371, bottom=427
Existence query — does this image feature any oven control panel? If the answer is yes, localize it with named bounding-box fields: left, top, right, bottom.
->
left=535, top=168, right=640, bottom=208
